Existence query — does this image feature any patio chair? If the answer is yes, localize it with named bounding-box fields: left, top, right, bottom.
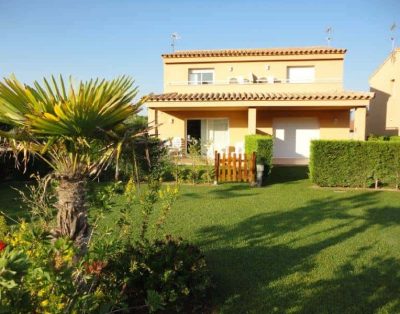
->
left=234, top=142, right=245, bottom=155
left=168, top=137, right=184, bottom=158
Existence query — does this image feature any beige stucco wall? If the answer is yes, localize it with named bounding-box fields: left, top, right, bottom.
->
left=149, top=108, right=350, bottom=146
left=146, top=48, right=367, bottom=147
left=151, top=109, right=248, bottom=145
left=367, top=49, right=400, bottom=136
left=163, top=54, right=344, bottom=93
left=256, top=109, right=350, bottom=139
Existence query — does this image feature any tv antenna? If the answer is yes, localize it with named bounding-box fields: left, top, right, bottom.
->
left=171, top=32, right=181, bottom=53
left=390, top=22, right=397, bottom=51
left=325, top=27, right=333, bottom=46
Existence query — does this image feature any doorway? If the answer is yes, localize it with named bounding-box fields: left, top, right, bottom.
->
left=186, top=119, right=229, bottom=158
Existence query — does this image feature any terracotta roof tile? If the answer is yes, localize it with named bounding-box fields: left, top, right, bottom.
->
left=146, top=91, right=374, bottom=102
left=162, top=47, right=347, bottom=58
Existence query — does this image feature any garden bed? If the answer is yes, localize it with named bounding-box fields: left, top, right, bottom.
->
left=2, top=167, right=400, bottom=313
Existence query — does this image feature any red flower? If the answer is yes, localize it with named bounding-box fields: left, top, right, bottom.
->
left=85, top=260, right=106, bottom=275
left=0, top=240, right=7, bottom=252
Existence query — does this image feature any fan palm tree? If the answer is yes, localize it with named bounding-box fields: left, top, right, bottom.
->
left=0, top=75, right=146, bottom=252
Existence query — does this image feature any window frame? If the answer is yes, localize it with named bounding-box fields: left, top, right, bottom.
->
left=287, top=66, right=316, bottom=83
left=188, top=68, right=215, bottom=85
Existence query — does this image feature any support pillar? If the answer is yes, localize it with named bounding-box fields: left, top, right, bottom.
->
left=248, top=107, right=257, bottom=135
left=354, top=107, right=366, bottom=140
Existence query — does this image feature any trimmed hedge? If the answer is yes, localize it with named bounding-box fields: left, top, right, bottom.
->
left=367, top=135, right=400, bottom=142
left=245, top=135, right=273, bottom=175
left=310, top=140, right=400, bottom=188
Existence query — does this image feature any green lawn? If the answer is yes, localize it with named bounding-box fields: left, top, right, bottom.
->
left=2, top=167, right=400, bottom=313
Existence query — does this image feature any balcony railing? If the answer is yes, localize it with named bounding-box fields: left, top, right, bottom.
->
left=167, top=77, right=342, bottom=86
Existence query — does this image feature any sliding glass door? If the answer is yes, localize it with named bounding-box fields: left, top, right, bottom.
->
left=187, top=118, right=229, bottom=158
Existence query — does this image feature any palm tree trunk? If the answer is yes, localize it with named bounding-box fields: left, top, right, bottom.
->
left=55, top=179, right=90, bottom=253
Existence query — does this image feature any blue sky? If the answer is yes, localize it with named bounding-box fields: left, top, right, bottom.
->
left=0, top=0, right=399, bottom=114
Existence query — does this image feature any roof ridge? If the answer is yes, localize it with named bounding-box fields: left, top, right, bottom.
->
left=162, top=47, right=347, bottom=58
left=147, top=91, right=373, bottom=102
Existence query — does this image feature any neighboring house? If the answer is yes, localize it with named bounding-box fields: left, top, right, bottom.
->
left=146, top=47, right=373, bottom=164
left=367, top=48, right=400, bottom=136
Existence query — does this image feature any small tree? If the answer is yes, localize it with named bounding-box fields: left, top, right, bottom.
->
left=0, top=75, right=145, bottom=252
left=187, top=138, right=202, bottom=184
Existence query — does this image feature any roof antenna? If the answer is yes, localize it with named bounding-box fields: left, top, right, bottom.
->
left=325, top=27, right=333, bottom=47
left=390, top=22, right=397, bottom=51
left=171, top=32, right=181, bottom=53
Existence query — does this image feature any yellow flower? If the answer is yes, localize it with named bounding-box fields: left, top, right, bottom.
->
left=94, top=287, right=105, bottom=298
left=57, top=303, right=65, bottom=310
left=37, top=288, right=46, bottom=297
left=40, top=300, right=49, bottom=307
left=20, top=221, right=27, bottom=231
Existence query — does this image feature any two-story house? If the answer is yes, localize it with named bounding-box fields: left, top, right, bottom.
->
left=367, top=48, right=400, bottom=136
left=146, top=47, right=373, bottom=164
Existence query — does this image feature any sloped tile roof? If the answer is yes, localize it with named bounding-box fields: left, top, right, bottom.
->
left=162, top=47, right=347, bottom=58
left=146, top=91, right=374, bottom=102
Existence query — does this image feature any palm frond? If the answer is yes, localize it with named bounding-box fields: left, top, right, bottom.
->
left=0, top=75, right=146, bottom=178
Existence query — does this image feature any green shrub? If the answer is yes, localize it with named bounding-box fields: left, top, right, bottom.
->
left=0, top=175, right=212, bottom=313
left=245, top=135, right=273, bottom=175
left=101, top=136, right=168, bottom=182
left=100, top=236, right=212, bottom=313
left=367, top=134, right=390, bottom=141
left=310, top=140, right=400, bottom=188
left=161, top=164, right=214, bottom=184
left=367, top=134, right=400, bottom=142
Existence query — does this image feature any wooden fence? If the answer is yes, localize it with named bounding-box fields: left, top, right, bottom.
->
left=214, top=151, right=256, bottom=183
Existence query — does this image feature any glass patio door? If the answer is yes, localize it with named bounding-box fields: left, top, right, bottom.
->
left=202, top=119, right=229, bottom=158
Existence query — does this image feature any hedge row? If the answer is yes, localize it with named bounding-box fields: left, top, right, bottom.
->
left=244, top=135, right=273, bottom=176
left=310, top=140, right=400, bottom=188
left=367, top=135, right=400, bottom=142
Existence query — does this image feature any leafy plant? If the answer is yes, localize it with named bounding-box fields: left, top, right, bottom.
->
left=310, top=140, right=400, bottom=188
left=0, top=245, right=31, bottom=313
left=98, top=236, right=212, bottom=313
left=13, top=174, right=56, bottom=229
left=245, top=135, right=273, bottom=183
left=187, top=138, right=203, bottom=184
left=0, top=75, right=146, bottom=252
left=0, top=157, right=211, bottom=313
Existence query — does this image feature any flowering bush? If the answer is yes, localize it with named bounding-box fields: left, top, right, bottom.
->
left=96, top=236, right=212, bottom=313
left=0, top=176, right=212, bottom=313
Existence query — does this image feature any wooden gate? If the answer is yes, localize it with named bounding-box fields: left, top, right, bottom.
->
left=214, top=151, right=256, bottom=183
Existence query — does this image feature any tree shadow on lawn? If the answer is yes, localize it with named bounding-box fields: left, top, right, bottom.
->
left=182, top=166, right=309, bottom=200
left=182, top=184, right=259, bottom=200
left=198, top=192, right=400, bottom=313
left=265, top=166, right=309, bottom=186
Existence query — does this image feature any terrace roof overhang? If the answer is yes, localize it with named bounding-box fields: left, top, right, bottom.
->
left=145, top=91, right=374, bottom=111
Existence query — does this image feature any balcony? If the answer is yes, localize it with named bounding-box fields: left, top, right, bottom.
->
left=164, top=77, right=343, bottom=93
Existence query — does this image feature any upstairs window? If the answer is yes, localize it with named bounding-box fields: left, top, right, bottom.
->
left=287, top=66, right=315, bottom=83
left=188, top=69, right=214, bottom=85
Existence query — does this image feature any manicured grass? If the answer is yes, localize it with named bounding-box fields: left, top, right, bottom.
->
left=2, top=167, right=400, bottom=313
